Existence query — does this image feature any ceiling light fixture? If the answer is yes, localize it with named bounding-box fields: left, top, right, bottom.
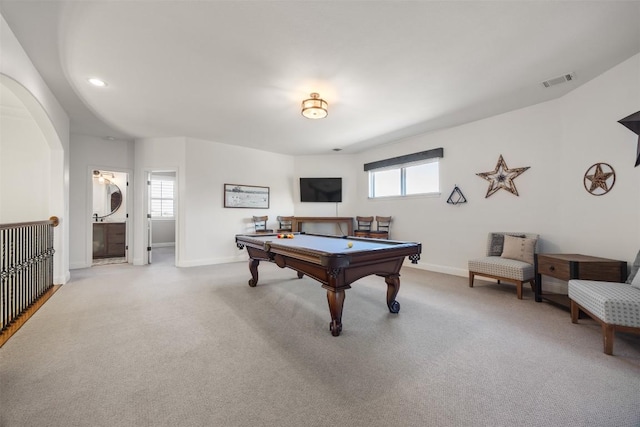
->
left=88, top=78, right=108, bottom=87
left=93, top=170, right=114, bottom=183
left=301, top=93, right=328, bottom=119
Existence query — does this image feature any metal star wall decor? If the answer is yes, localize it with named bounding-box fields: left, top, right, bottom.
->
left=618, top=110, right=640, bottom=167
left=583, top=162, right=615, bottom=196
left=476, top=155, right=530, bottom=198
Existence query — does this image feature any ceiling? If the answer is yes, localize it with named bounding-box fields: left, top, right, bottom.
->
left=1, top=1, right=639, bottom=155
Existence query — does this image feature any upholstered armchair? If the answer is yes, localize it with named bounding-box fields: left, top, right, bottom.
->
left=568, top=250, right=640, bottom=355
left=468, top=232, right=539, bottom=299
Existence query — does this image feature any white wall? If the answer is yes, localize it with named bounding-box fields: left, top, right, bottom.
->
left=292, top=154, right=359, bottom=234
left=0, top=85, right=50, bottom=222
left=353, top=100, right=563, bottom=276
left=69, top=134, right=134, bottom=269
left=349, top=53, right=640, bottom=291
left=1, top=14, right=70, bottom=284
left=182, top=138, right=295, bottom=266
left=151, top=220, right=175, bottom=246
left=555, top=54, right=640, bottom=257
left=131, top=137, right=295, bottom=267
left=133, top=137, right=185, bottom=265
left=61, top=47, right=638, bottom=291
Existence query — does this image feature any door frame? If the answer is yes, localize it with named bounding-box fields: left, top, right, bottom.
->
left=86, top=165, right=133, bottom=267
left=145, top=169, right=178, bottom=266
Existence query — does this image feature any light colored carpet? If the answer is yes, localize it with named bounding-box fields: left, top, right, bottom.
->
left=1, top=249, right=639, bottom=427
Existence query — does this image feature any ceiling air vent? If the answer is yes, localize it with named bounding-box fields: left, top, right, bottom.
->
left=542, top=73, right=575, bottom=88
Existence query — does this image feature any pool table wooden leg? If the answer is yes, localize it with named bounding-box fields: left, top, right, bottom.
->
left=248, top=258, right=259, bottom=287
left=326, top=289, right=345, bottom=336
left=385, top=274, right=401, bottom=313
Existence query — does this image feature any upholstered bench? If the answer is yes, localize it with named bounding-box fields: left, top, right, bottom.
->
left=469, top=232, right=539, bottom=299
left=568, top=279, right=640, bottom=355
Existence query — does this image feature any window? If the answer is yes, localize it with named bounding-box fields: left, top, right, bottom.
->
left=150, top=179, right=175, bottom=218
left=369, top=159, right=439, bottom=198
left=364, top=148, right=443, bottom=199
left=370, top=168, right=401, bottom=197
left=405, top=161, right=439, bottom=195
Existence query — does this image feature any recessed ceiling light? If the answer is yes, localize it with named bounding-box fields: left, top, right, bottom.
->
left=88, top=78, right=108, bottom=87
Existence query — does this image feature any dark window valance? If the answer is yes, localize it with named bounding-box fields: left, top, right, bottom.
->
left=363, top=148, right=444, bottom=171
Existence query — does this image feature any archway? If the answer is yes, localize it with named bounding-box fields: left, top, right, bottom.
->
left=0, top=74, right=68, bottom=283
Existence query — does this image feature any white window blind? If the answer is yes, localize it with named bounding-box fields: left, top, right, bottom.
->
left=150, top=179, right=174, bottom=218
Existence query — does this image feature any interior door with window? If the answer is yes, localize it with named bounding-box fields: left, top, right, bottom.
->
left=148, top=171, right=177, bottom=265
left=147, top=172, right=153, bottom=264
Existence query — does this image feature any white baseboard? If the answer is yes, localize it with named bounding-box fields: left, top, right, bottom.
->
left=54, top=271, right=71, bottom=285
left=404, top=261, right=468, bottom=277
left=69, top=261, right=90, bottom=270
left=404, top=261, right=568, bottom=294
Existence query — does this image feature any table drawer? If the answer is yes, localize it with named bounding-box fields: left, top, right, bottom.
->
left=576, top=262, right=626, bottom=282
left=537, top=256, right=570, bottom=280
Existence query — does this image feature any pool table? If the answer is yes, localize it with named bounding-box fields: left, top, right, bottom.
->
left=235, top=232, right=421, bottom=336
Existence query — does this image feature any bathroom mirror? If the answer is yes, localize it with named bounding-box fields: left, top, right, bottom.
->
left=93, top=179, right=122, bottom=218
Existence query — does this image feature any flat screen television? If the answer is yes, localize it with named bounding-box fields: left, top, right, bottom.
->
left=300, top=177, right=342, bottom=202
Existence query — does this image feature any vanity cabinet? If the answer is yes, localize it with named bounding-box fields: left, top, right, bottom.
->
left=93, top=222, right=126, bottom=258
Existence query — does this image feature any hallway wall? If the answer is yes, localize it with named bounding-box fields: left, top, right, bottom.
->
left=1, top=15, right=70, bottom=283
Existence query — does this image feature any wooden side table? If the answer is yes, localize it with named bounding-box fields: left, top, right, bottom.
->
left=534, top=254, right=627, bottom=308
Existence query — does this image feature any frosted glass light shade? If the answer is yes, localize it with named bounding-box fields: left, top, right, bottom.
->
left=301, top=93, right=328, bottom=119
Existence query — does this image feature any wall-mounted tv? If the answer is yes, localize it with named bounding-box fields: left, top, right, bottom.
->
left=300, top=177, right=342, bottom=202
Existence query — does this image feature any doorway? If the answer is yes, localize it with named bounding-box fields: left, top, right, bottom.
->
left=147, top=171, right=177, bottom=266
left=91, top=169, right=128, bottom=266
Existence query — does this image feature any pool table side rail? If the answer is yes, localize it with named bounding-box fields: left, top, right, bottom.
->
left=235, top=233, right=421, bottom=267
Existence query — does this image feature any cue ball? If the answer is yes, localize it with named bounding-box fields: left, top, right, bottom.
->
left=347, top=242, right=353, bottom=248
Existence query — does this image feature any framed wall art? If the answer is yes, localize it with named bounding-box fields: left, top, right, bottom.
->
left=224, top=184, right=269, bottom=209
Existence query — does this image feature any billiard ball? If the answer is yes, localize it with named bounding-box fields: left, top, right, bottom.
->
left=347, top=242, right=353, bottom=248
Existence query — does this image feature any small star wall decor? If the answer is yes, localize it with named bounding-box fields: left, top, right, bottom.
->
left=583, top=162, right=615, bottom=196
left=476, top=155, right=530, bottom=198
left=618, top=110, right=640, bottom=167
